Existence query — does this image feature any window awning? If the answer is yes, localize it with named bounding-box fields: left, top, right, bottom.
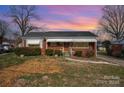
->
left=26, top=39, right=42, bottom=44
left=47, top=39, right=97, bottom=42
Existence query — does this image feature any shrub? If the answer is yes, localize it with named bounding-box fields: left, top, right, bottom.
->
left=86, top=50, right=94, bottom=57
left=45, top=49, right=54, bottom=56
left=107, top=48, right=112, bottom=56
left=8, top=48, right=14, bottom=53
left=14, top=47, right=41, bottom=56
left=54, top=50, right=63, bottom=56
left=74, top=51, right=82, bottom=57
left=45, top=49, right=63, bottom=56
left=102, top=40, right=111, bottom=55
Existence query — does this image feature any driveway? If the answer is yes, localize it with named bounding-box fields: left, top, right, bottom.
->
left=97, top=54, right=124, bottom=67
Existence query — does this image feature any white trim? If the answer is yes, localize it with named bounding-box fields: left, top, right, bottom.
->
left=26, top=38, right=43, bottom=48
left=47, top=38, right=97, bottom=42
left=47, top=36, right=96, bottom=39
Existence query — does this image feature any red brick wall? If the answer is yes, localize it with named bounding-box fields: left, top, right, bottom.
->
left=72, top=48, right=89, bottom=57
left=43, top=42, right=97, bottom=57
left=41, top=39, right=47, bottom=55
left=47, top=47, right=63, bottom=50
left=111, top=44, right=122, bottom=56
left=112, top=44, right=122, bottom=50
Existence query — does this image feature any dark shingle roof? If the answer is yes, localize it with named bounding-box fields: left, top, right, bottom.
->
left=111, top=40, right=124, bottom=45
left=24, top=31, right=97, bottom=38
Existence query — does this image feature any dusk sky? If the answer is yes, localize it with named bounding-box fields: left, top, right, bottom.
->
left=0, top=5, right=103, bottom=31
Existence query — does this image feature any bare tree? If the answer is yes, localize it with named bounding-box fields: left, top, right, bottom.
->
left=13, top=32, right=22, bottom=47
left=99, top=5, right=124, bottom=41
left=9, top=5, right=39, bottom=36
left=0, top=19, right=9, bottom=44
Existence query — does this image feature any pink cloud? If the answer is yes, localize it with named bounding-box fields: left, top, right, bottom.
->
left=32, top=16, right=99, bottom=31
left=46, top=5, right=103, bottom=16
left=32, top=5, right=103, bottom=31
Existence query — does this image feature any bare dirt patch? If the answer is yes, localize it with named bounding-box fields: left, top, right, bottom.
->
left=0, top=57, right=63, bottom=86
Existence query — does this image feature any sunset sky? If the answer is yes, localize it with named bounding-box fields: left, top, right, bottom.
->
left=0, top=5, right=103, bottom=31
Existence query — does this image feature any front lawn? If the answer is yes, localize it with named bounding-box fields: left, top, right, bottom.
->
left=19, top=61, right=124, bottom=87
left=0, top=53, right=124, bottom=87
left=0, top=53, right=38, bottom=69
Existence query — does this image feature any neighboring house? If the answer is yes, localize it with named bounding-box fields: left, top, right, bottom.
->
left=111, top=40, right=124, bottom=55
left=111, top=40, right=124, bottom=46
left=23, top=31, right=97, bottom=56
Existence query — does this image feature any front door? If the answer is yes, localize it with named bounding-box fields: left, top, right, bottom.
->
left=64, top=42, right=70, bottom=51
left=63, top=42, right=72, bottom=57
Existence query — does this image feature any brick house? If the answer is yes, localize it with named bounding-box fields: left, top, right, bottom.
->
left=23, top=31, right=97, bottom=57
left=111, top=40, right=124, bottom=56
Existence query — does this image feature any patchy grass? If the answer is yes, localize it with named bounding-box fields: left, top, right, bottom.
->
left=0, top=56, right=63, bottom=86
left=0, top=53, right=39, bottom=69
left=0, top=54, right=124, bottom=87
left=18, top=62, right=124, bottom=87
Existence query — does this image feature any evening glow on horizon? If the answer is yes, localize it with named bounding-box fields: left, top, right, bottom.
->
left=0, top=5, right=103, bottom=31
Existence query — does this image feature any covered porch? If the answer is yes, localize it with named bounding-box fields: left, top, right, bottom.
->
left=43, top=38, right=97, bottom=57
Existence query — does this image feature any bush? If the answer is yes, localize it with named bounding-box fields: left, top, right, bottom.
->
left=54, top=50, right=63, bottom=56
left=74, top=51, right=82, bottom=57
left=107, top=48, right=112, bottom=56
left=7, top=48, right=14, bottom=53
left=14, top=47, right=41, bottom=56
left=86, top=50, right=94, bottom=57
left=45, top=49, right=54, bottom=56
left=102, top=40, right=111, bottom=55
left=45, top=49, right=63, bottom=56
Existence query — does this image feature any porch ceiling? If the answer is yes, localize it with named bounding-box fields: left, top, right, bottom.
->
left=47, top=39, right=97, bottom=42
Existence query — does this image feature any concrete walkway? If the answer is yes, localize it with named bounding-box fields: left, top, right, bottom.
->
left=97, top=54, right=124, bottom=67
left=65, top=57, right=119, bottom=66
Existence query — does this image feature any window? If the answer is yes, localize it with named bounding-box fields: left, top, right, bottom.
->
left=57, top=42, right=63, bottom=46
left=28, top=44, right=40, bottom=48
left=64, top=42, right=70, bottom=47
left=48, top=42, right=57, bottom=47
left=72, top=42, right=89, bottom=47
left=48, top=42, right=63, bottom=47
